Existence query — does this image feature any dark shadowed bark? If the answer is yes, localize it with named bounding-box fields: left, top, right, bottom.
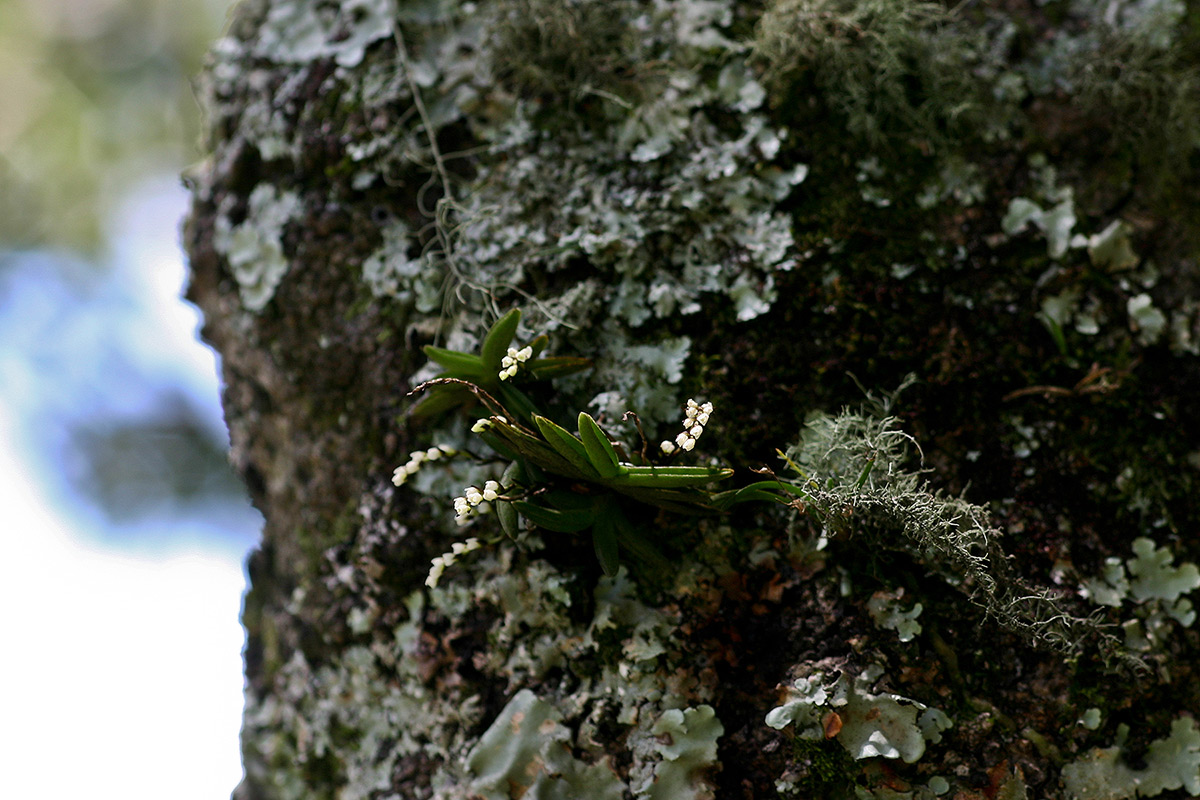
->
left=185, top=1, right=1200, bottom=798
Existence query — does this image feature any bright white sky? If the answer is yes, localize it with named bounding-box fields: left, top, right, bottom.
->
left=0, top=422, right=247, bottom=797
left=0, top=177, right=252, bottom=799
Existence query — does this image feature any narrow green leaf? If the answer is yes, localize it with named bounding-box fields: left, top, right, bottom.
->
left=472, top=426, right=521, bottom=462
left=610, top=465, right=733, bottom=489
left=513, top=500, right=594, bottom=533
left=498, top=384, right=539, bottom=422
left=423, top=345, right=484, bottom=375
left=501, top=459, right=527, bottom=487
left=577, top=412, right=622, bottom=479
left=528, top=334, right=550, bottom=359
left=528, top=356, right=592, bottom=380
left=533, top=415, right=600, bottom=478
left=408, top=385, right=473, bottom=419
left=497, top=500, right=519, bottom=538
left=593, top=509, right=621, bottom=576
left=711, top=480, right=809, bottom=510
left=489, top=419, right=593, bottom=480
left=480, top=308, right=522, bottom=373
left=611, top=485, right=715, bottom=513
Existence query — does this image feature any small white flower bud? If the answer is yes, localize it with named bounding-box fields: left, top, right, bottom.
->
left=482, top=480, right=500, bottom=502
left=660, top=440, right=677, bottom=454
left=675, top=432, right=691, bottom=447
left=696, top=412, right=709, bottom=426
left=471, top=419, right=491, bottom=433
left=465, top=487, right=484, bottom=506
left=701, top=402, right=713, bottom=415
left=425, top=559, right=446, bottom=588
left=681, top=438, right=696, bottom=451
left=516, top=346, right=533, bottom=361
left=690, top=425, right=703, bottom=438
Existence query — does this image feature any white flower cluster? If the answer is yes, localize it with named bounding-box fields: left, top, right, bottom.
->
left=426, top=537, right=482, bottom=588
left=452, top=480, right=502, bottom=523
left=499, top=346, right=533, bottom=380
left=660, top=399, right=713, bottom=454
left=392, top=444, right=457, bottom=486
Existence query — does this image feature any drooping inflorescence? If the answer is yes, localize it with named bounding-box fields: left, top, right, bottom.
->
left=392, top=444, right=458, bottom=486
left=661, top=399, right=713, bottom=454
left=425, top=537, right=482, bottom=588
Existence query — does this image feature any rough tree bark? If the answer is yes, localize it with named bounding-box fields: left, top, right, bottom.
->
left=185, top=1, right=1200, bottom=798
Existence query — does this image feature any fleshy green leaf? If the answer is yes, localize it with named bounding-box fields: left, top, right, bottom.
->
left=577, top=412, right=622, bottom=479
left=513, top=500, right=594, bottom=533
left=593, top=508, right=621, bottom=576
left=611, top=485, right=716, bottom=513
left=490, top=418, right=594, bottom=480
left=528, top=356, right=592, bottom=380
left=480, top=308, right=522, bottom=373
left=711, top=480, right=809, bottom=510
left=533, top=415, right=600, bottom=478
left=497, top=383, right=539, bottom=422
left=423, top=345, right=484, bottom=375
left=496, top=500, right=519, bottom=538
left=408, top=384, right=474, bottom=419
left=610, top=465, right=733, bottom=489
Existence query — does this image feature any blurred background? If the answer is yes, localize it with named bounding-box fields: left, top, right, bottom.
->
left=0, top=0, right=257, bottom=796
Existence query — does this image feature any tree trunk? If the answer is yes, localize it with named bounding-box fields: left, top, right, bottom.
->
left=185, top=1, right=1200, bottom=798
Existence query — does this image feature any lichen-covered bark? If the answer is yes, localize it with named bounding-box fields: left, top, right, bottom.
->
left=185, top=1, right=1200, bottom=798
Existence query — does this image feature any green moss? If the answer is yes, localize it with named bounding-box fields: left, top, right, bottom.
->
left=789, top=739, right=857, bottom=798
left=753, top=0, right=985, bottom=154
left=489, top=0, right=648, bottom=117
left=1068, top=22, right=1200, bottom=191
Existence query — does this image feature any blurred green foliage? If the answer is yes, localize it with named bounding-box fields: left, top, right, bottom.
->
left=0, top=0, right=233, bottom=252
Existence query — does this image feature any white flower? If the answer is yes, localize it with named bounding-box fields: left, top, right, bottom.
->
left=464, top=486, right=484, bottom=506
left=425, top=556, right=447, bottom=588
left=393, top=444, right=456, bottom=486
left=426, top=538, right=484, bottom=588
left=482, top=480, right=501, bottom=502
left=499, top=346, right=533, bottom=380
left=663, top=398, right=712, bottom=456
left=471, top=418, right=492, bottom=433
